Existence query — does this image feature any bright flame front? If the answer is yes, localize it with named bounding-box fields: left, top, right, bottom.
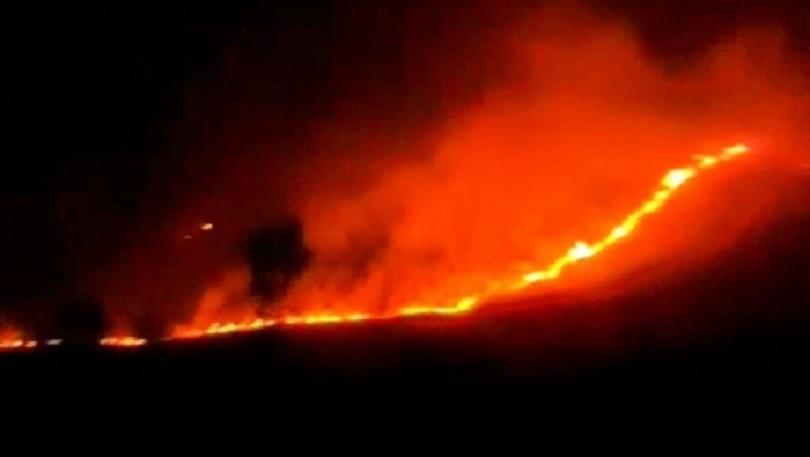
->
left=0, top=144, right=751, bottom=349
left=168, top=143, right=750, bottom=341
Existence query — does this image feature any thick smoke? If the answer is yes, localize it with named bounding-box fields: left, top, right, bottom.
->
left=97, top=2, right=809, bottom=336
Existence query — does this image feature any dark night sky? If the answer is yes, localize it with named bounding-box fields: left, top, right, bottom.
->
left=1, top=1, right=809, bottom=334
left=2, top=2, right=338, bottom=324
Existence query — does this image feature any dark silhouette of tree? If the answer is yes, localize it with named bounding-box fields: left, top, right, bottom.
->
left=246, top=219, right=311, bottom=309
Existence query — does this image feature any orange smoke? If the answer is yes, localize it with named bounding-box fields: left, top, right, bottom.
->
left=69, top=3, right=805, bottom=344
left=171, top=143, right=750, bottom=339
left=171, top=4, right=805, bottom=338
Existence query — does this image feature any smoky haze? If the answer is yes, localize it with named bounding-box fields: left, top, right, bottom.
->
left=1, top=1, right=809, bottom=339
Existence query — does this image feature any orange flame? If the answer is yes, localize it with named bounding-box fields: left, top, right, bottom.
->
left=0, top=144, right=752, bottom=350
left=0, top=326, right=38, bottom=351
left=0, top=339, right=39, bottom=350
left=99, top=336, right=148, bottom=347
left=170, top=144, right=750, bottom=340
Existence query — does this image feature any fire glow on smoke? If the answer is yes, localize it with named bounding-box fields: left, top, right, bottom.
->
left=160, top=7, right=802, bottom=347
left=168, top=143, right=750, bottom=340
left=0, top=143, right=751, bottom=349
left=4, top=3, right=806, bottom=350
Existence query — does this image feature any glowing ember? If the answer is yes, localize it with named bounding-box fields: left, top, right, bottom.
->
left=200, top=222, right=214, bottom=231
left=100, top=336, right=148, bottom=347
left=568, top=242, right=595, bottom=261
left=0, top=339, right=39, bottom=350
left=347, top=313, right=371, bottom=322
left=662, top=168, right=695, bottom=190
left=170, top=144, right=751, bottom=341
left=0, top=327, right=36, bottom=351
left=0, top=339, right=22, bottom=349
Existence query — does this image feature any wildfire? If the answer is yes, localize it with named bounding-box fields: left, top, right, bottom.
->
left=170, top=143, right=750, bottom=340
left=0, top=143, right=752, bottom=350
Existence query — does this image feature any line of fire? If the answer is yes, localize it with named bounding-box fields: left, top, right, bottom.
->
left=1, top=143, right=750, bottom=349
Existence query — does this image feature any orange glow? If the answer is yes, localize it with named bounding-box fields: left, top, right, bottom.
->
left=200, top=222, right=214, bottom=231
left=0, top=340, right=24, bottom=349
left=170, top=144, right=750, bottom=341
left=100, top=336, right=148, bottom=347
left=0, top=143, right=755, bottom=349
left=0, top=339, right=39, bottom=351
left=662, top=168, right=695, bottom=190
left=0, top=326, right=38, bottom=351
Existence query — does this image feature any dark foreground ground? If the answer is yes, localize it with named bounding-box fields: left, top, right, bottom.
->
left=1, top=172, right=809, bottom=449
